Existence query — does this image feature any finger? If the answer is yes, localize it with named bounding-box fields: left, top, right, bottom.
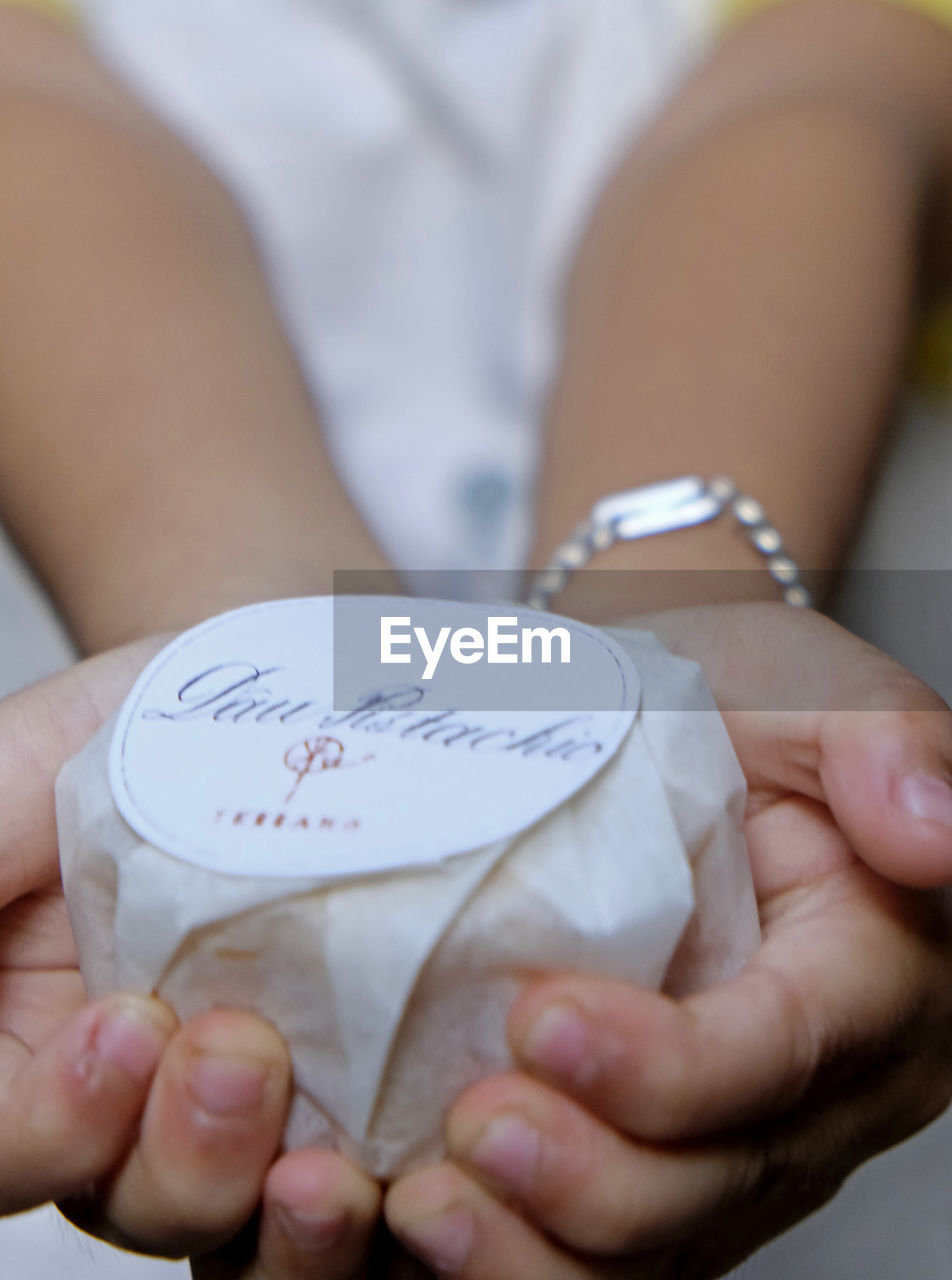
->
left=258, top=1149, right=380, bottom=1280
left=0, top=887, right=76, bottom=970
left=444, top=1068, right=897, bottom=1259
left=0, top=993, right=175, bottom=1215
left=94, top=1009, right=291, bottom=1257
left=386, top=1163, right=612, bottom=1280
left=446, top=1072, right=756, bottom=1255
left=506, top=860, right=947, bottom=1140
left=192, top=1149, right=382, bottom=1280
left=0, top=968, right=85, bottom=1049
left=0, top=636, right=166, bottom=904
left=646, top=603, right=952, bottom=887
left=817, top=702, right=952, bottom=887
left=444, top=1041, right=952, bottom=1266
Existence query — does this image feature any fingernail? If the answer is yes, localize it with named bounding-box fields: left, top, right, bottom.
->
left=897, top=773, right=952, bottom=828
left=187, top=1052, right=271, bottom=1116
left=275, top=1205, right=349, bottom=1254
left=467, top=1113, right=540, bottom=1192
left=394, top=1206, right=474, bottom=1276
left=523, top=1003, right=598, bottom=1086
left=77, top=999, right=170, bottom=1085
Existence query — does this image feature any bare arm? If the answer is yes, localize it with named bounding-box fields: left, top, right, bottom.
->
left=534, top=0, right=952, bottom=617
left=0, top=10, right=387, bottom=653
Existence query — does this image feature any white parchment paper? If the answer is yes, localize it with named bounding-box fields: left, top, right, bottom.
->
left=57, top=628, right=758, bottom=1177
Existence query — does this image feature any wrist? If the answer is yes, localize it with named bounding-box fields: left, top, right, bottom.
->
left=60, top=517, right=390, bottom=654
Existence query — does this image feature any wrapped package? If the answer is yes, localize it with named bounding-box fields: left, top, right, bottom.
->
left=57, top=598, right=759, bottom=1178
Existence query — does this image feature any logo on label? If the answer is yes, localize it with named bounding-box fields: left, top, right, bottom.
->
left=283, top=736, right=375, bottom=803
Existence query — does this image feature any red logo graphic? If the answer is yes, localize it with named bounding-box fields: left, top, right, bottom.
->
left=283, top=737, right=374, bottom=803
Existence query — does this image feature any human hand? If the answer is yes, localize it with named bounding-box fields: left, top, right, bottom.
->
left=386, top=604, right=952, bottom=1278
left=0, top=640, right=380, bottom=1278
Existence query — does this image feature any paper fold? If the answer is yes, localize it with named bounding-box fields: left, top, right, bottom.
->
left=57, top=628, right=758, bottom=1177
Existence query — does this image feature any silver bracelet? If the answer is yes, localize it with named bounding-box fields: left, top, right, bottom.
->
left=525, top=475, right=812, bottom=612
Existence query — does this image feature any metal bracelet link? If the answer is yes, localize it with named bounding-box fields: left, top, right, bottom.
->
left=525, top=475, right=812, bottom=612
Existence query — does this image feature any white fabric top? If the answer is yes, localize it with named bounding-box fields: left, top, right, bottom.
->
left=76, top=0, right=710, bottom=573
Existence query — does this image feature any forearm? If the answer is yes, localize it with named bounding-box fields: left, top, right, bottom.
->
left=0, top=13, right=386, bottom=653
left=533, top=0, right=952, bottom=619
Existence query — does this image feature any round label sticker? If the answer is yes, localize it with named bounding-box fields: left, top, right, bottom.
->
left=109, top=597, right=640, bottom=878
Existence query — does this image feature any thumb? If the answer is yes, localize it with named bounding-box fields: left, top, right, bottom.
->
left=642, top=603, right=952, bottom=888
left=0, top=994, right=176, bottom=1216
left=0, top=636, right=167, bottom=905
left=817, top=698, right=952, bottom=888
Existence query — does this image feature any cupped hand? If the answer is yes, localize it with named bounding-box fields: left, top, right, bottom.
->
left=386, top=604, right=952, bottom=1279
left=0, top=640, right=380, bottom=1279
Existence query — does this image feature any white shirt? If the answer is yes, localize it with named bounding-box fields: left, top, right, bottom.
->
left=77, top=0, right=708, bottom=573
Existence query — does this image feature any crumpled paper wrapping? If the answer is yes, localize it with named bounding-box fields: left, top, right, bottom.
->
left=56, top=628, right=759, bottom=1178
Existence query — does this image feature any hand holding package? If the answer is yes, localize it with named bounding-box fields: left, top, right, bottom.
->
left=56, top=599, right=758, bottom=1177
